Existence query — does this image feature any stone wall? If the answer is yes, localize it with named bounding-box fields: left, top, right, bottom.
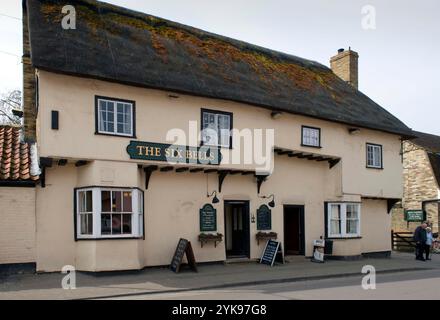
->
left=391, top=141, right=440, bottom=232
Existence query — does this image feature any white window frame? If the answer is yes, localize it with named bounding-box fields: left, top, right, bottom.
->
left=97, top=97, right=134, bottom=137
left=366, top=143, right=383, bottom=169
left=201, top=109, right=232, bottom=148
left=302, top=126, right=321, bottom=147
left=327, top=203, right=361, bottom=238
left=76, top=187, right=143, bottom=240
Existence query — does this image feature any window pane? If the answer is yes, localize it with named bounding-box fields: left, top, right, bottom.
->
left=101, top=191, right=111, bottom=212
left=99, top=100, right=115, bottom=133
left=122, top=214, right=132, bottom=234
left=329, top=204, right=341, bottom=235
left=202, top=112, right=218, bottom=145
left=113, top=191, right=122, bottom=212
left=123, top=191, right=132, bottom=212
left=85, top=191, right=92, bottom=212
left=218, top=114, right=230, bottom=147
left=101, top=214, right=111, bottom=235
left=303, top=127, right=320, bottom=146
left=80, top=214, right=93, bottom=235
left=112, top=215, right=122, bottom=235
left=346, top=220, right=358, bottom=234
left=79, top=191, right=86, bottom=213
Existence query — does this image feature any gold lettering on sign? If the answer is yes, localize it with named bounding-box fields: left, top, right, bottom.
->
left=136, top=146, right=144, bottom=156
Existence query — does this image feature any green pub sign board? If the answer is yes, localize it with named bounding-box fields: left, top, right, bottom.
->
left=127, top=141, right=221, bottom=165
left=405, top=210, right=425, bottom=222
left=257, top=205, right=272, bottom=230
left=200, top=204, right=217, bottom=232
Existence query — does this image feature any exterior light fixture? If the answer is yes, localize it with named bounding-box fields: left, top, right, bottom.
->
left=207, top=191, right=220, bottom=204
left=259, top=194, right=275, bottom=208
left=348, top=127, right=361, bottom=134
left=271, top=111, right=283, bottom=119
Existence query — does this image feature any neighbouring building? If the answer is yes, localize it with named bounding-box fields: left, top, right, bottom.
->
left=392, top=131, right=440, bottom=233
left=0, top=126, right=39, bottom=270
left=6, top=0, right=415, bottom=272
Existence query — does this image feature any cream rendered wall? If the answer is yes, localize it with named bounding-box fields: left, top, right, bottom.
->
left=37, top=71, right=403, bottom=199
left=33, top=70, right=401, bottom=271
left=0, top=187, right=36, bottom=264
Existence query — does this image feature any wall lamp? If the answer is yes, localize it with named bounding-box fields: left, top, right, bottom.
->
left=271, top=111, right=283, bottom=119
left=260, top=194, right=275, bottom=208
left=207, top=191, right=220, bottom=204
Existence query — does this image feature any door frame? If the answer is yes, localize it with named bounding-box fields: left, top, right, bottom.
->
left=283, top=205, right=305, bottom=255
left=224, top=200, right=251, bottom=258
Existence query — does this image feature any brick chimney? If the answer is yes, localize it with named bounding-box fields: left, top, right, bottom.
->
left=330, top=48, right=359, bottom=89
left=22, top=0, right=37, bottom=142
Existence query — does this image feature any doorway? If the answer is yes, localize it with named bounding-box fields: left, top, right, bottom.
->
left=283, top=205, right=305, bottom=255
left=224, top=201, right=250, bottom=258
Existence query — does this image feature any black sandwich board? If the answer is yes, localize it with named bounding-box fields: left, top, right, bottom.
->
left=260, top=239, right=284, bottom=266
left=170, top=238, right=198, bottom=273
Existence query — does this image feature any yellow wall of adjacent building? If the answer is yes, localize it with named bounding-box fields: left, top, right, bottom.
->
left=0, top=187, right=36, bottom=265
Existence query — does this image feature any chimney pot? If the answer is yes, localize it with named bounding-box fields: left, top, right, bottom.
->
left=338, top=48, right=344, bottom=53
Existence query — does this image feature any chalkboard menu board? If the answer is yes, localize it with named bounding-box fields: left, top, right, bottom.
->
left=257, top=205, right=271, bottom=230
left=260, top=240, right=284, bottom=266
left=200, top=204, right=217, bottom=232
left=170, top=238, right=197, bottom=273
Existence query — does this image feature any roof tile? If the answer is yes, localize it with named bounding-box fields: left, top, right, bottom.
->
left=0, top=126, right=39, bottom=182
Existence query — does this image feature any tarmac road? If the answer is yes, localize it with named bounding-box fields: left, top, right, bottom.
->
left=108, top=268, right=440, bottom=300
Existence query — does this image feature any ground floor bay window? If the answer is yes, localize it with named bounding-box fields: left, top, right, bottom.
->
left=75, top=187, right=144, bottom=240
left=326, top=203, right=361, bottom=238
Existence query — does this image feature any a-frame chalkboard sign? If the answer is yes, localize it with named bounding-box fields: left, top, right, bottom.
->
left=260, top=239, right=284, bottom=266
left=170, top=238, right=198, bottom=273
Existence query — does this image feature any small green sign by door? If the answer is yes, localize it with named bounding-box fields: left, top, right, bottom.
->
left=257, top=205, right=272, bottom=231
left=405, top=210, right=425, bottom=222
left=200, top=204, right=217, bottom=232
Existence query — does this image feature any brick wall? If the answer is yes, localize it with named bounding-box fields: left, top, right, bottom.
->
left=0, top=187, right=36, bottom=264
left=391, top=141, right=440, bottom=232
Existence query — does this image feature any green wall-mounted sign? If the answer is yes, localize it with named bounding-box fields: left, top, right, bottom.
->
left=257, top=204, right=272, bottom=230
left=200, top=204, right=217, bottom=232
left=405, top=210, right=425, bottom=222
left=127, top=141, right=222, bottom=165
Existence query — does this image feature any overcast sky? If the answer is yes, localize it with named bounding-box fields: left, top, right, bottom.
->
left=1, top=0, right=439, bottom=134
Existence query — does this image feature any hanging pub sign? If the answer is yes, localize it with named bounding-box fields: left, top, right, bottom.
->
left=200, top=204, right=217, bottom=232
left=127, top=141, right=222, bottom=165
left=257, top=204, right=272, bottom=231
left=405, top=210, right=425, bottom=222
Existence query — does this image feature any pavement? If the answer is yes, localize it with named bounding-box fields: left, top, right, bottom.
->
left=0, top=252, right=438, bottom=300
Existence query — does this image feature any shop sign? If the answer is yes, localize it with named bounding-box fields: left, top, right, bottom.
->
left=200, top=204, right=217, bottom=232
left=127, top=141, right=222, bottom=165
left=405, top=210, right=425, bottom=222
left=256, top=205, right=271, bottom=231
left=260, top=239, right=284, bottom=267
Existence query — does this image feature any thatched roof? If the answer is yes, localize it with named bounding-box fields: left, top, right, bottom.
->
left=412, top=131, right=440, bottom=153
left=25, top=0, right=413, bottom=137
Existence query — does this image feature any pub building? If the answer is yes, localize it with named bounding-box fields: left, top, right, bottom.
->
left=11, top=0, right=414, bottom=272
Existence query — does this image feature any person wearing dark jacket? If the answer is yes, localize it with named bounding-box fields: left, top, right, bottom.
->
left=414, top=222, right=428, bottom=261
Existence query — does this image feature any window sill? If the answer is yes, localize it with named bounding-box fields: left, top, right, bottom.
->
left=366, top=166, right=384, bottom=170
left=75, top=236, right=143, bottom=241
left=326, top=236, right=362, bottom=240
left=300, top=144, right=322, bottom=149
left=95, top=132, right=137, bottom=139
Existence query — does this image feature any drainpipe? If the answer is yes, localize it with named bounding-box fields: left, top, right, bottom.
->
left=422, top=199, right=440, bottom=232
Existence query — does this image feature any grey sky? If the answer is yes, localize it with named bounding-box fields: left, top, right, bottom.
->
left=1, top=0, right=439, bottom=134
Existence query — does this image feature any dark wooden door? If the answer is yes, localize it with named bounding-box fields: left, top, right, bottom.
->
left=226, top=201, right=250, bottom=257
left=284, top=206, right=305, bottom=255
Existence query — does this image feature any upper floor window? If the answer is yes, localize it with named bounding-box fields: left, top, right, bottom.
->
left=327, top=203, right=361, bottom=238
left=301, top=126, right=321, bottom=148
left=201, top=109, right=232, bottom=148
left=76, top=187, right=144, bottom=240
left=366, top=143, right=383, bottom=169
left=95, top=96, right=135, bottom=137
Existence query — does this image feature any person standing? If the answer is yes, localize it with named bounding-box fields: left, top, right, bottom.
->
left=425, top=227, right=433, bottom=261
left=413, top=222, right=428, bottom=261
